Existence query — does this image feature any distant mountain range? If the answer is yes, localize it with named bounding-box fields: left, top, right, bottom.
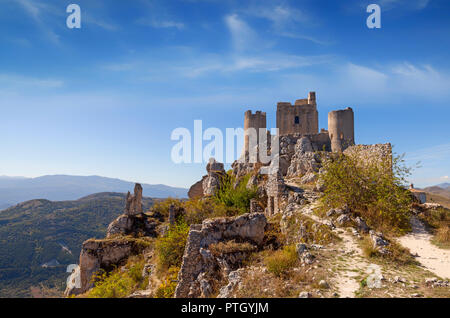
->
left=0, top=175, right=187, bottom=209
left=420, top=183, right=450, bottom=208
left=435, top=182, right=450, bottom=189
left=0, top=192, right=155, bottom=297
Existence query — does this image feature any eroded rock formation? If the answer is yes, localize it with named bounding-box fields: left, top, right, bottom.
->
left=125, top=183, right=143, bottom=215
left=174, top=213, right=267, bottom=298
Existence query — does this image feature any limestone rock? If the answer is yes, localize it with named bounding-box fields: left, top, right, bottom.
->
left=299, top=291, right=312, bottom=298
left=106, top=214, right=158, bottom=238
left=336, top=214, right=351, bottom=226
left=318, top=280, right=329, bottom=289
left=125, top=183, right=143, bottom=216
left=188, top=177, right=206, bottom=199
left=174, top=213, right=266, bottom=298
left=78, top=238, right=150, bottom=294
left=354, top=216, right=370, bottom=233
left=203, top=158, right=226, bottom=196
left=369, top=230, right=389, bottom=254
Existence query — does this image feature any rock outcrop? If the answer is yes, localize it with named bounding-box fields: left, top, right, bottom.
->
left=75, top=237, right=151, bottom=294
left=202, top=158, right=225, bottom=196
left=188, top=178, right=206, bottom=199
left=286, top=137, right=321, bottom=178
left=174, top=213, right=267, bottom=298
left=125, top=183, right=143, bottom=215
left=106, top=213, right=158, bottom=238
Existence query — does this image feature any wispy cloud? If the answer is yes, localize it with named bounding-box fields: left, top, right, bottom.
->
left=240, top=2, right=329, bottom=45
left=224, top=14, right=259, bottom=52
left=16, top=0, right=60, bottom=44
left=136, top=18, right=185, bottom=30
left=378, top=0, right=431, bottom=11
left=405, top=143, right=450, bottom=162
left=14, top=0, right=118, bottom=44
left=0, top=73, right=63, bottom=89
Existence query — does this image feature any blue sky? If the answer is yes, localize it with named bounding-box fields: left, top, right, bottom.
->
left=0, top=0, right=449, bottom=188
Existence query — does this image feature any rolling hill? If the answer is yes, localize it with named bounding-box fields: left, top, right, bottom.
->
left=0, top=175, right=187, bottom=209
left=0, top=192, right=155, bottom=298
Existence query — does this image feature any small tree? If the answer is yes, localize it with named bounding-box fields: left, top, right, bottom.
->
left=320, top=150, right=413, bottom=235
left=214, top=172, right=257, bottom=214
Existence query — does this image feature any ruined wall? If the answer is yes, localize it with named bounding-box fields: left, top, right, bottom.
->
left=328, top=107, right=355, bottom=152
left=276, top=92, right=318, bottom=136
left=343, top=143, right=392, bottom=170
left=244, top=110, right=267, bottom=154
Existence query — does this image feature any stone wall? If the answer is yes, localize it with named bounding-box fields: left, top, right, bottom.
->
left=343, top=143, right=392, bottom=169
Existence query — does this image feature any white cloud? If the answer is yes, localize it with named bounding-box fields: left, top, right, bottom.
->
left=224, top=14, right=258, bottom=52
left=15, top=0, right=118, bottom=44
left=136, top=18, right=185, bottom=30
left=378, top=0, right=431, bottom=10
left=240, top=2, right=329, bottom=45
left=0, top=74, right=63, bottom=89
left=173, top=53, right=333, bottom=77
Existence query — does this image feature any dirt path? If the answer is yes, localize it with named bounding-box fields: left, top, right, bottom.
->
left=297, top=200, right=383, bottom=297
left=332, top=232, right=383, bottom=297
left=398, top=216, right=450, bottom=279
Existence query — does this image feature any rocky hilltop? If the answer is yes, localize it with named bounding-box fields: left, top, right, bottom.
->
left=68, top=138, right=450, bottom=298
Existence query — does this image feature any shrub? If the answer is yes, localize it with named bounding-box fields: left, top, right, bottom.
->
left=155, top=221, right=190, bottom=271
left=155, top=266, right=179, bottom=298
left=360, top=236, right=417, bottom=266
left=419, top=207, right=450, bottom=248
left=87, top=256, right=147, bottom=298
left=214, top=172, right=257, bottom=214
left=183, top=198, right=232, bottom=225
left=152, top=198, right=184, bottom=217
left=320, top=151, right=413, bottom=235
left=264, top=245, right=298, bottom=277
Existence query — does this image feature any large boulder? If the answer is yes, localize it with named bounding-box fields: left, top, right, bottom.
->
left=188, top=177, right=206, bottom=199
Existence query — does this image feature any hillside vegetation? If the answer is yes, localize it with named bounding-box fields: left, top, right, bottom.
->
left=0, top=192, right=154, bottom=297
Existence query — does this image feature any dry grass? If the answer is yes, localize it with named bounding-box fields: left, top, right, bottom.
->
left=360, top=236, right=418, bottom=266
left=419, top=206, right=450, bottom=249
left=209, top=240, right=256, bottom=256
left=264, top=245, right=298, bottom=277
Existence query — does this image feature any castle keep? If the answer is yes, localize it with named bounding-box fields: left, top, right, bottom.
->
left=244, top=91, right=355, bottom=154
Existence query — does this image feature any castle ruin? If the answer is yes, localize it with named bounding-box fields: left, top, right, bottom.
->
left=243, top=91, right=355, bottom=154
left=243, top=92, right=355, bottom=215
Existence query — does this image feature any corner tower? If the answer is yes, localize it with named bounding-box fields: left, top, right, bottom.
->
left=328, top=107, right=355, bottom=152
left=244, top=110, right=267, bottom=154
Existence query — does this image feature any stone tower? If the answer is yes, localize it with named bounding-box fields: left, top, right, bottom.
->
left=244, top=110, right=267, bottom=154
left=276, top=92, right=318, bottom=136
left=328, top=107, right=355, bottom=152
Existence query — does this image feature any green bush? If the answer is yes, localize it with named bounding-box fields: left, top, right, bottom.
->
left=155, top=222, right=190, bottom=271
left=87, top=256, right=148, bottom=298
left=264, top=245, right=298, bottom=277
left=152, top=198, right=184, bottom=217
left=155, top=266, right=179, bottom=298
left=183, top=198, right=233, bottom=225
left=214, top=172, right=257, bottom=214
left=320, top=151, right=413, bottom=235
